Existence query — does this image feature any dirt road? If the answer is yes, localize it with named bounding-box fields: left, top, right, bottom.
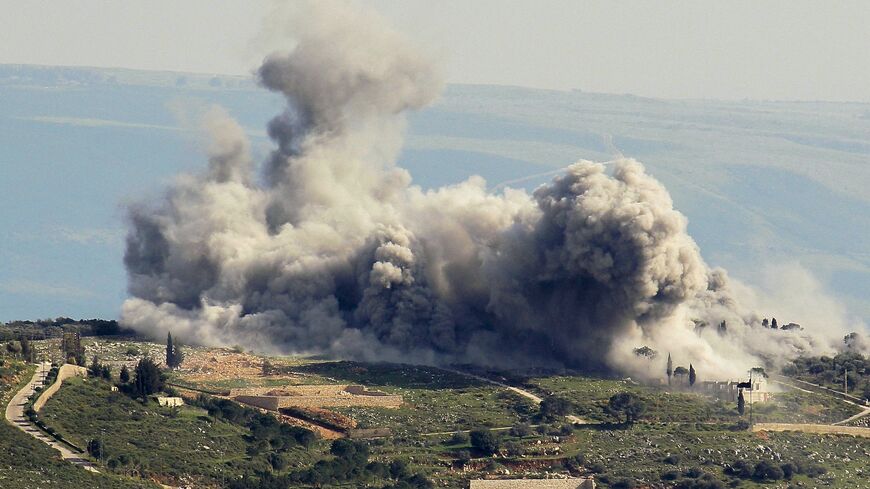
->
left=440, top=367, right=587, bottom=424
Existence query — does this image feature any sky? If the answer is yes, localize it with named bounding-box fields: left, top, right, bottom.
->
left=2, top=0, right=870, bottom=101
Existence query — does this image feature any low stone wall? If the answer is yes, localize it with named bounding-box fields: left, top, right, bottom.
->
left=229, top=384, right=402, bottom=410
left=229, top=384, right=351, bottom=397
left=33, top=364, right=88, bottom=412
left=753, top=423, right=870, bottom=438
left=470, top=479, right=595, bottom=489
left=276, top=394, right=402, bottom=409
left=234, top=393, right=402, bottom=410
left=234, top=395, right=280, bottom=411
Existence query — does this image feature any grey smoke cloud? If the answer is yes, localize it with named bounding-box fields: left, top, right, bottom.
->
left=122, top=0, right=857, bottom=378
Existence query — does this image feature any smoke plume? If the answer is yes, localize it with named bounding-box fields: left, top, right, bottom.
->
left=122, top=0, right=856, bottom=379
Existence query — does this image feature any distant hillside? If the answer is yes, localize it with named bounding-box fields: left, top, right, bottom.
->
left=0, top=64, right=867, bottom=326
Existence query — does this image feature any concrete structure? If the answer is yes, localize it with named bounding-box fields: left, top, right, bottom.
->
left=230, top=384, right=402, bottom=411
left=470, top=478, right=595, bottom=489
left=701, top=377, right=774, bottom=404
left=155, top=396, right=185, bottom=407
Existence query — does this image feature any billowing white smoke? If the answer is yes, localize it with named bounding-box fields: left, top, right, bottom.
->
left=122, top=0, right=853, bottom=379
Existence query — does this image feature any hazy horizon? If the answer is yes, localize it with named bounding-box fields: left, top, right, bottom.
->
left=3, top=1, right=870, bottom=102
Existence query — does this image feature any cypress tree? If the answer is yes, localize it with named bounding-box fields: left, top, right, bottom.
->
left=166, top=332, right=174, bottom=368
left=666, top=353, right=673, bottom=385
left=737, top=389, right=746, bottom=415
left=689, top=364, right=696, bottom=387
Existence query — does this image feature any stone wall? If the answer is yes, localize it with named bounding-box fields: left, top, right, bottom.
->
left=229, top=384, right=351, bottom=397
left=276, top=394, right=402, bottom=409
left=231, top=383, right=403, bottom=411
left=753, top=423, right=870, bottom=438
left=33, top=364, right=88, bottom=412
left=470, top=479, right=595, bottom=489
left=234, top=395, right=280, bottom=411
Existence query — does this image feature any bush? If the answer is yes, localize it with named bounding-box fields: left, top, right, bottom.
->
left=724, top=460, right=753, bottom=479
left=509, top=423, right=532, bottom=438
left=610, top=478, right=636, bottom=489
left=446, top=431, right=469, bottom=445
left=469, top=428, right=501, bottom=456
left=675, top=477, right=726, bottom=489
left=664, top=454, right=681, bottom=465
left=662, top=470, right=681, bottom=481
left=804, top=464, right=828, bottom=478
left=780, top=462, right=796, bottom=480
left=540, top=396, right=572, bottom=420
left=587, top=461, right=605, bottom=473
left=752, top=460, right=785, bottom=481
left=455, top=450, right=471, bottom=466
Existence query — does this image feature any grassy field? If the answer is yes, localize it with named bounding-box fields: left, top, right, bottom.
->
left=40, top=377, right=322, bottom=486
left=0, top=358, right=156, bottom=489
left=15, top=339, right=870, bottom=488
left=294, top=361, right=537, bottom=435
left=527, top=375, right=863, bottom=425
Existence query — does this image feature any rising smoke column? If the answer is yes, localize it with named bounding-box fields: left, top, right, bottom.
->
left=122, top=0, right=843, bottom=378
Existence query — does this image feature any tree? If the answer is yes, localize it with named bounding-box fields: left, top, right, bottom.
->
left=166, top=332, right=173, bottom=367
left=771, top=318, right=777, bottom=329
left=605, top=392, right=646, bottom=425
left=19, top=336, right=33, bottom=363
left=666, top=353, right=673, bottom=385
left=737, top=389, right=745, bottom=416
left=750, top=366, right=768, bottom=378
left=89, top=355, right=102, bottom=377
left=262, top=359, right=273, bottom=376
left=673, top=366, right=689, bottom=385
left=689, top=364, right=697, bottom=387
left=171, top=343, right=184, bottom=369
left=469, top=428, right=501, bottom=456
left=119, top=365, right=130, bottom=384
left=166, top=332, right=184, bottom=369
left=633, top=346, right=657, bottom=359
left=761, top=318, right=769, bottom=328
left=540, top=396, right=572, bottom=420
left=133, top=357, right=163, bottom=397
left=87, top=438, right=103, bottom=460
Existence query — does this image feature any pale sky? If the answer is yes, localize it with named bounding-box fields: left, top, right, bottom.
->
left=2, top=0, right=870, bottom=101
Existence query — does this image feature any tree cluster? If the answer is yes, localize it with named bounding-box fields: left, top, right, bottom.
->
left=783, top=351, right=869, bottom=400
left=132, top=357, right=164, bottom=397
left=192, top=395, right=315, bottom=450
left=725, top=459, right=827, bottom=482
left=604, top=392, right=646, bottom=425
left=88, top=356, right=112, bottom=380
left=227, top=439, right=432, bottom=489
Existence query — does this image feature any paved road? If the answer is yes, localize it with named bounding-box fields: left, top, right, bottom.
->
left=4, top=362, right=98, bottom=472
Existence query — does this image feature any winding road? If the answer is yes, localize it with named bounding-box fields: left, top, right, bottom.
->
left=4, top=362, right=98, bottom=472
left=441, top=367, right=587, bottom=425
